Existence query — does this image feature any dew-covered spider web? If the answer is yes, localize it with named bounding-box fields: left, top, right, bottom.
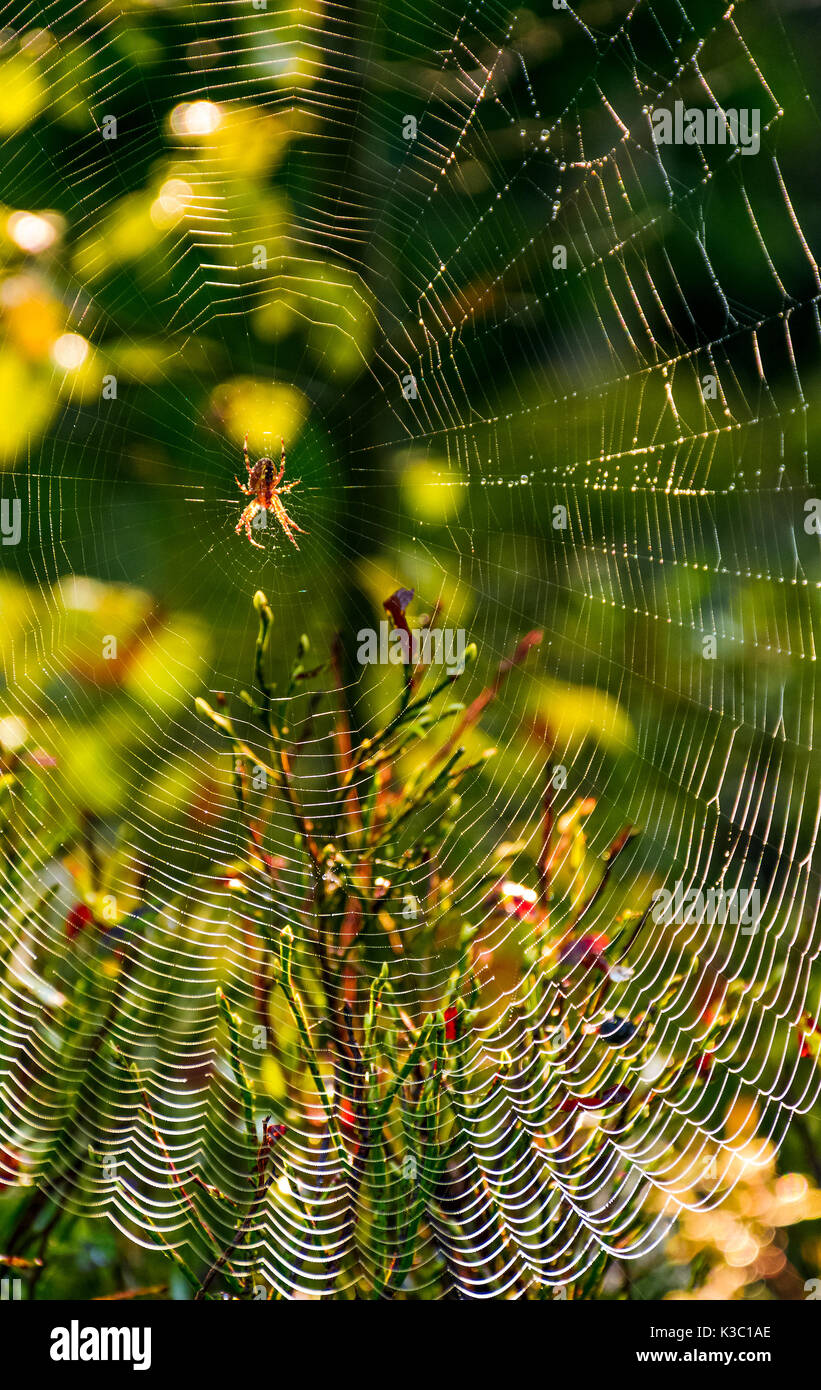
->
left=0, top=0, right=820, bottom=1298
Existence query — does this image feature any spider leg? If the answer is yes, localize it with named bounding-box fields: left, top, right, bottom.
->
left=277, top=477, right=301, bottom=495
left=245, top=515, right=265, bottom=550
left=271, top=497, right=301, bottom=549
left=243, top=432, right=251, bottom=474
left=275, top=438, right=286, bottom=488
left=273, top=496, right=308, bottom=546
left=236, top=501, right=265, bottom=550
left=235, top=476, right=252, bottom=496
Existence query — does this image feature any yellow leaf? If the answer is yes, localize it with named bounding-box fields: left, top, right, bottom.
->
left=400, top=456, right=465, bottom=523
left=121, top=616, right=210, bottom=713
left=260, top=1053, right=287, bottom=1101
left=0, top=54, right=48, bottom=133
left=529, top=679, right=635, bottom=755
left=0, top=350, right=56, bottom=461
left=210, top=377, right=310, bottom=456
left=2, top=278, right=63, bottom=360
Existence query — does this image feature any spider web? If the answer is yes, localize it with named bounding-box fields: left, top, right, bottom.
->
left=0, top=0, right=819, bottom=1298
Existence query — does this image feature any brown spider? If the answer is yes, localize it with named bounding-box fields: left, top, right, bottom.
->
left=235, top=434, right=308, bottom=551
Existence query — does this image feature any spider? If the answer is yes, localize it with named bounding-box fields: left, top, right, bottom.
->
left=235, top=434, right=308, bottom=551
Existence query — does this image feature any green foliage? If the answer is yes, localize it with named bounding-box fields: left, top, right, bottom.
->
left=0, top=589, right=716, bottom=1298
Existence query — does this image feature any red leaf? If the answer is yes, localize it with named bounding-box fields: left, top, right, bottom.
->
left=695, top=1050, right=716, bottom=1078
left=66, top=902, right=94, bottom=940
left=384, top=588, right=414, bottom=634
left=559, top=933, right=610, bottom=969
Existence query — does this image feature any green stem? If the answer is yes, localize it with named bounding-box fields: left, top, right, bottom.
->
left=274, top=926, right=350, bottom=1172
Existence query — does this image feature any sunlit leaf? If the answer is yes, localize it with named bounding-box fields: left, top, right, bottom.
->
left=210, top=376, right=310, bottom=455
left=528, top=678, right=636, bottom=755
left=0, top=52, right=48, bottom=133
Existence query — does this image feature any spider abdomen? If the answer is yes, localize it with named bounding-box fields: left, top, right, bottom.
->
left=250, top=458, right=276, bottom=505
